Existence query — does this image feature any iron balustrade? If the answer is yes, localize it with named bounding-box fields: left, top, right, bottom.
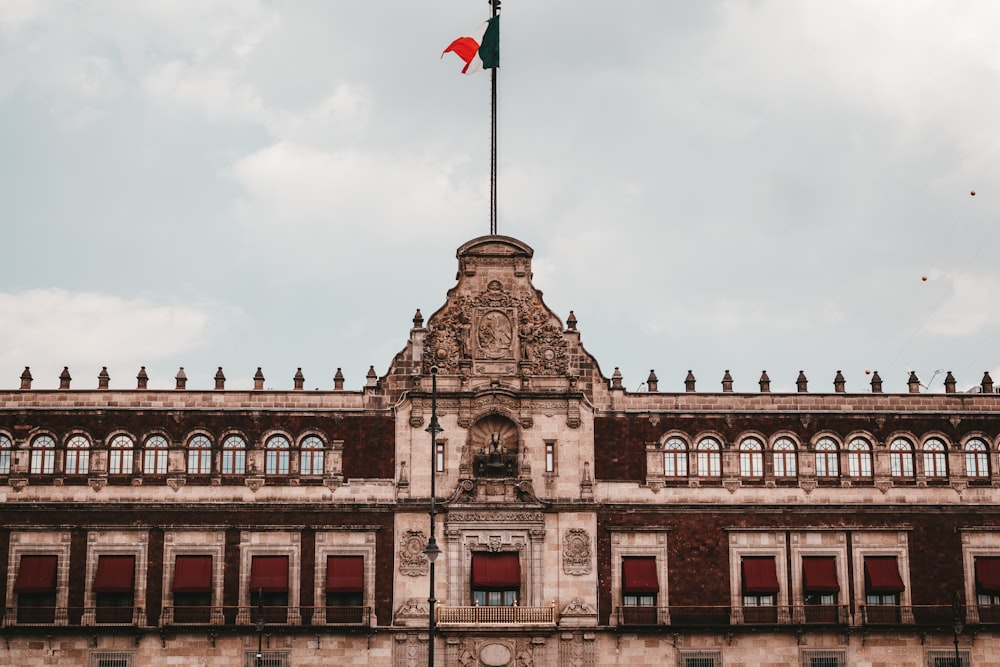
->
left=436, top=604, right=556, bottom=625
left=2, top=606, right=370, bottom=628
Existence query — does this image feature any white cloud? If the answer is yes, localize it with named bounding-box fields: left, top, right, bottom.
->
left=925, top=271, right=1000, bottom=337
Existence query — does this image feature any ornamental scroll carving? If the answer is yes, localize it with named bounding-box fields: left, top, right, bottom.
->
left=398, top=529, right=429, bottom=576
left=562, top=528, right=592, bottom=575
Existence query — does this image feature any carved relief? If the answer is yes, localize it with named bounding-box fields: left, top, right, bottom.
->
left=563, top=529, right=592, bottom=575
left=398, top=529, right=429, bottom=576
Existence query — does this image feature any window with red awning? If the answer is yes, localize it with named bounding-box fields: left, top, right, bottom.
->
left=249, top=556, right=289, bottom=593
left=975, top=557, right=1000, bottom=594
left=326, top=556, right=364, bottom=593
left=864, top=557, right=905, bottom=594
left=622, top=557, right=659, bottom=594
left=802, top=557, right=839, bottom=594
left=471, top=553, right=521, bottom=590
left=742, top=556, right=780, bottom=594
left=14, top=555, right=58, bottom=593
left=173, top=555, right=213, bottom=593
left=93, top=555, right=136, bottom=593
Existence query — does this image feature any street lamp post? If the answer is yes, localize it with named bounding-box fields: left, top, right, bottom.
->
left=952, top=591, right=964, bottom=667
left=423, top=366, right=443, bottom=666
left=255, top=591, right=265, bottom=667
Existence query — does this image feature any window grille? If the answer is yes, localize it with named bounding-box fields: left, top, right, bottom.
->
left=244, top=651, right=290, bottom=667
left=927, top=649, right=970, bottom=667
left=90, top=652, right=134, bottom=667
left=801, top=650, right=845, bottom=667
left=678, top=649, right=721, bottom=667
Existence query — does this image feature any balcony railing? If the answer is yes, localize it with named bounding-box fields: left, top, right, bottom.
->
left=3, top=606, right=370, bottom=628
left=437, top=604, right=556, bottom=625
left=82, top=607, right=146, bottom=626
left=860, top=604, right=915, bottom=625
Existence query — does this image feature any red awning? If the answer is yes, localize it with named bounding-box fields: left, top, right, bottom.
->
left=976, top=557, right=1000, bottom=594
left=14, top=555, right=58, bottom=593
left=93, top=555, right=136, bottom=593
left=802, top=557, right=840, bottom=594
left=864, top=557, right=905, bottom=594
left=471, top=553, right=521, bottom=590
left=326, top=556, right=364, bottom=593
left=742, top=557, right=780, bottom=594
left=622, top=557, right=659, bottom=594
left=249, top=556, right=289, bottom=593
left=173, top=555, right=213, bottom=593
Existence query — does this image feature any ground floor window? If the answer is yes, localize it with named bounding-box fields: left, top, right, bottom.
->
left=678, top=650, right=721, bottom=667
left=244, top=651, right=290, bottom=667
left=926, top=650, right=970, bottom=667
left=801, top=650, right=846, bottom=667
left=90, top=652, right=134, bottom=667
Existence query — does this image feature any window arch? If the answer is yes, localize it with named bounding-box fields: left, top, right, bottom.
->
left=300, top=436, right=325, bottom=477
left=65, top=435, right=90, bottom=475
left=108, top=434, right=134, bottom=475
left=889, top=438, right=914, bottom=478
left=221, top=435, right=246, bottom=475
left=144, top=435, right=169, bottom=475
left=662, top=437, right=688, bottom=478
left=847, top=438, right=873, bottom=477
left=815, top=438, right=839, bottom=478
left=923, top=438, right=947, bottom=478
left=265, top=435, right=291, bottom=476
left=965, top=438, right=990, bottom=478
left=773, top=438, right=797, bottom=478
left=187, top=435, right=212, bottom=475
left=0, top=434, right=11, bottom=475
left=30, top=435, right=56, bottom=474
left=739, top=438, right=764, bottom=478
left=696, top=437, right=721, bottom=478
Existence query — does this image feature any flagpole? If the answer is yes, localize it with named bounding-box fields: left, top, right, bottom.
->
left=490, top=0, right=500, bottom=235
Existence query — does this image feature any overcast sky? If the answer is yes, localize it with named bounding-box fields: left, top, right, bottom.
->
left=1, top=1, right=998, bottom=394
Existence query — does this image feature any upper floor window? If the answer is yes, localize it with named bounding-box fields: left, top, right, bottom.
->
left=172, top=554, right=214, bottom=622
left=30, top=435, right=56, bottom=474
left=862, top=556, right=905, bottom=623
left=815, top=438, right=839, bottom=478
left=741, top=556, right=779, bottom=622
left=847, top=438, right=873, bottom=478
left=923, top=438, right=948, bottom=478
left=265, top=435, right=291, bottom=476
left=889, top=439, right=914, bottom=478
left=621, top=556, right=659, bottom=624
left=221, top=435, right=246, bottom=475
left=663, top=437, right=688, bottom=477
left=696, top=438, right=721, bottom=478
left=436, top=441, right=446, bottom=473
left=187, top=435, right=212, bottom=475
left=300, top=436, right=324, bottom=476
left=108, top=435, right=134, bottom=475
left=13, top=554, right=58, bottom=624
left=0, top=434, right=12, bottom=475
left=471, top=552, right=520, bottom=607
left=65, top=435, right=90, bottom=475
left=143, top=435, right=168, bottom=475
left=544, top=441, right=555, bottom=474
left=326, top=556, right=365, bottom=623
left=773, top=438, right=797, bottom=478
left=965, top=438, right=990, bottom=478
left=739, top=438, right=763, bottom=478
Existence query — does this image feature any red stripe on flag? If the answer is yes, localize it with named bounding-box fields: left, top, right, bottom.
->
left=443, top=36, right=480, bottom=73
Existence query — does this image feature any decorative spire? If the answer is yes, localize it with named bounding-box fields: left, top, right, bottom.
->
left=136, top=366, right=149, bottom=390
left=870, top=371, right=883, bottom=393
left=366, top=365, right=378, bottom=388
left=566, top=311, right=577, bottom=331
left=796, top=370, right=808, bottom=393
left=721, top=370, right=733, bottom=392
left=982, top=371, right=994, bottom=394
left=611, top=367, right=622, bottom=390
left=907, top=371, right=921, bottom=394
left=20, top=366, right=32, bottom=390
left=684, top=370, right=696, bottom=392
left=98, top=366, right=110, bottom=390
left=413, top=309, right=424, bottom=328
left=253, top=367, right=265, bottom=391
left=646, top=370, right=658, bottom=393
left=944, top=371, right=956, bottom=394
left=59, top=366, right=72, bottom=390
left=293, top=368, right=305, bottom=390
left=214, top=367, right=226, bottom=390
left=833, top=370, right=846, bottom=393
left=334, top=368, right=345, bottom=391
left=759, top=371, right=770, bottom=393
left=175, top=367, right=187, bottom=390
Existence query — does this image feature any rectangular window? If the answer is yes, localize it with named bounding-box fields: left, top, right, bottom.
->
left=742, top=556, right=779, bottom=622
left=927, top=650, right=970, bottom=667
left=435, top=441, right=445, bottom=473
left=471, top=552, right=520, bottom=606
left=863, top=557, right=904, bottom=623
left=801, top=652, right=846, bottom=667
left=545, top=441, right=555, bottom=473
left=802, top=556, right=840, bottom=622
left=93, top=555, right=136, bottom=624
left=621, top=556, right=659, bottom=624
left=249, top=555, right=289, bottom=623
left=90, top=653, right=134, bottom=667
left=172, top=555, right=213, bottom=623
left=14, top=554, right=58, bottom=624
left=326, top=555, right=364, bottom=624
left=678, top=650, right=721, bottom=667
left=975, top=556, right=1000, bottom=622
left=243, top=652, right=290, bottom=667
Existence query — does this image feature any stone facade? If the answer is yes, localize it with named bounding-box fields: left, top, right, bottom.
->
left=1, top=235, right=999, bottom=666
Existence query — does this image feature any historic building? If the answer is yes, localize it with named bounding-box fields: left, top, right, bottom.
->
left=2, top=235, right=1000, bottom=667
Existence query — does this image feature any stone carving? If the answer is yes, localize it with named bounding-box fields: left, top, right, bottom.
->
left=448, top=511, right=544, bottom=524
left=399, top=529, right=429, bottom=576
left=562, top=529, right=592, bottom=575
left=515, top=640, right=534, bottom=667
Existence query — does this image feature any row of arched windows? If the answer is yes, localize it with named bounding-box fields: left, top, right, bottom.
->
left=660, top=434, right=997, bottom=480
left=0, top=432, right=330, bottom=478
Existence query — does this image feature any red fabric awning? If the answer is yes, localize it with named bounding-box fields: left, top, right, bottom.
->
left=93, top=555, right=136, bottom=593
left=173, top=555, right=213, bottom=593
left=742, top=556, right=780, bottom=594
left=622, top=557, right=659, bottom=594
left=326, top=556, right=364, bottom=593
left=864, top=557, right=905, bottom=594
left=471, top=553, right=521, bottom=590
left=802, top=557, right=840, bottom=594
left=976, top=557, right=1000, bottom=594
left=14, top=555, right=58, bottom=593
left=249, top=556, right=289, bottom=593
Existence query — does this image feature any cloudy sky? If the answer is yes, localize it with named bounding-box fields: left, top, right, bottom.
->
left=1, top=1, right=998, bottom=394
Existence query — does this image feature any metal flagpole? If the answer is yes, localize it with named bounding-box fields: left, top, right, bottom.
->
left=490, top=0, right=500, bottom=235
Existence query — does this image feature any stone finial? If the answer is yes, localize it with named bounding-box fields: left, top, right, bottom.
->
left=566, top=311, right=577, bottom=331
left=944, top=371, right=956, bottom=394
left=98, top=366, right=110, bottom=390
left=759, top=371, right=770, bottom=393
left=833, top=370, right=846, bottom=393
left=684, top=370, right=696, bottom=392
left=214, top=367, right=226, bottom=390
left=175, top=367, right=187, bottom=390
left=413, top=309, right=424, bottom=328
left=721, top=370, right=733, bottom=392
left=870, top=371, right=883, bottom=393
left=59, top=366, right=72, bottom=389
left=611, top=367, right=623, bottom=390
left=253, top=367, right=265, bottom=391
left=334, top=368, right=345, bottom=391
left=366, top=365, right=378, bottom=388
left=796, top=370, right=808, bottom=393
left=293, top=368, right=305, bottom=390
left=136, top=366, right=149, bottom=390
left=907, top=371, right=921, bottom=394
left=647, top=370, right=658, bottom=392
left=20, top=366, right=32, bottom=390
left=982, top=371, right=994, bottom=394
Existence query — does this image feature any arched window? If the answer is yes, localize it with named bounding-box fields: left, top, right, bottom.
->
left=65, top=435, right=90, bottom=475
left=696, top=438, right=721, bottom=478
left=773, top=438, right=797, bottom=478
left=815, top=438, right=839, bottom=478
left=847, top=438, right=873, bottom=477
left=965, top=439, right=990, bottom=478
left=108, top=435, right=134, bottom=475
left=30, top=435, right=56, bottom=474
left=739, top=438, right=763, bottom=478
left=144, top=435, right=169, bottom=475
left=923, top=439, right=948, bottom=478
left=221, top=435, right=246, bottom=475
left=0, top=434, right=11, bottom=475
left=889, top=439, right=914, bottom=478
left=187, top=435, right=212, bottom=475
left=662, top=437, right=688, bottom=477
left=266, top=435, right=291, bottom=476
left=300, top=436, right=325, bottom=476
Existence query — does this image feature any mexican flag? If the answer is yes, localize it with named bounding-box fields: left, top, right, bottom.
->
left=442, top=16, right=499, bottom=74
